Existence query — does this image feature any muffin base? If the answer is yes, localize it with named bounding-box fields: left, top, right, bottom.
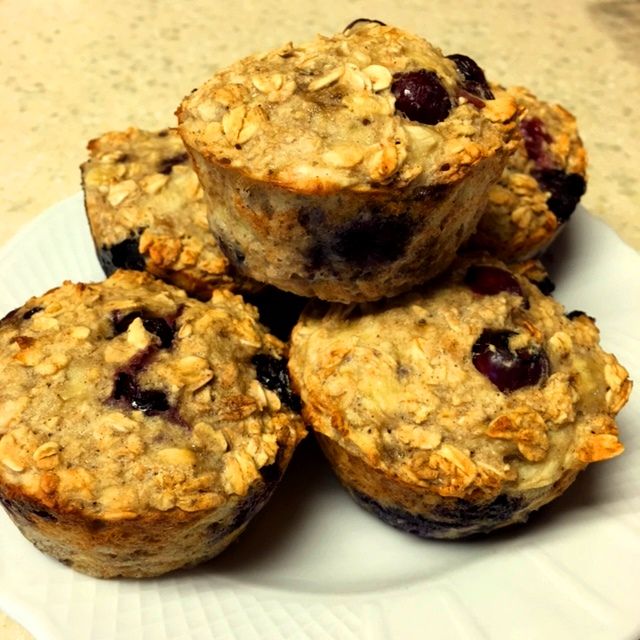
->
left=316, top=433, right=582, bottom=539
left=0, top=444, right=293, bottom=579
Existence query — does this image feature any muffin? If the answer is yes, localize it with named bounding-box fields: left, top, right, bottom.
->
left=81, top=127, right=306, bottom=338
left=289, top=255, right=631, bottom=538
left=468, top=85, right=587, bottom=260
left=177, top=21, right=519, bottom=302
left=0, top=270, right=305, bottom=577
left=81, top=127, right=244, bottom=300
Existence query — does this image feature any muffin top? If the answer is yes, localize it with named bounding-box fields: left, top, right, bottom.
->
left=178, top=21, right=518, bottom=193
left=0, top=270, right=305, bottom=520
left=469, top=85, right=587, bottom=260
left=81, top=127, right=241, bottom=299
left=289, top=256, right=630, bottom=501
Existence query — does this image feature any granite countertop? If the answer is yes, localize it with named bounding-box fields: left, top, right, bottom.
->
left=0, top=1, right=638, bottom=637
left=1, top=0, right=638, bottom=253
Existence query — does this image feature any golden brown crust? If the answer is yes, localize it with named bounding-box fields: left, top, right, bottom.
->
left=178, top=24, right=517, bottom=193
left=0, top=270, right=305, bottom=577
left=177, top=23, right=519, bottom=302
left=1, top=443, right=295, bottom=577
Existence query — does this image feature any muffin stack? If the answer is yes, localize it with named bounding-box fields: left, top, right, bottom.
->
left=0, top=20, right=631, bottom=577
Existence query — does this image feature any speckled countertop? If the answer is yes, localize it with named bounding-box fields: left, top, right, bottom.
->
left=1, top=0, right=639, bottom=253
left=0, top=0, right=638, bottom=637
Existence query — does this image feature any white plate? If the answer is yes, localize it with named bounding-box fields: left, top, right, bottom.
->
left=0, top=194, right=639, bottom=640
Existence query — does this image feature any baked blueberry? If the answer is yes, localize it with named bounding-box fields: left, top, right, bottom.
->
left=343, top=18, right=386, bottom=32
left=391, top=70, right=452, bottom=125
left=464, top=265, right=523, bottom=297
left=112, top=309, right=176, bottom=348
left=532, top=168, right=586, bottom=222
left=100, top=235, right=146, bottom=273
left=520, top=116, right=552, bottom=166
left=252, top=354, right=301, bottom=411
left=22, top=306, right=43, bottom=320
left=157, top=152, right=189, bottom=175
left=447, top=53, right=494, bottom=101
left=112, top=372, right=171, bottom=415
left=472, top=329, right=549, bottom=393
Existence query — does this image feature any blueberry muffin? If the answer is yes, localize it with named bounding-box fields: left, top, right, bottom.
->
left=0, top=270, right=305, bottom=577
left=468, top=85, right=587, bottom=260
left=289, top=256, right=631, bottom=538
left=81, top=127, right=245, bottom=300
left=81, top=128, right=306, bottom=336
left=177, top=21, right=518, bottom=302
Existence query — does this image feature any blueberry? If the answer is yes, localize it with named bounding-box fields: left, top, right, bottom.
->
left=534, top=276, right=556, bottom=296
left=130, top=388, right=170, bottom=414
left=532, top=169, right=586, bottom=222
left=567, top=309, right=595, bottom=321
left=343, top=18, right=386, bottom=32
left=464, top=265, right=523, bottom=297
left=112, top=372, right=170, bottom=415
left=243, top=287, right=307, bottom=341
left=252, top=354, right=300, bottom=411
left=112, top=310, right=175, bottom=348
left=391, top=70, right=452, bottom=125
left=472, top=329, right=550, bottom=393
left=446, top=53, right=494, bottom=100
left=333, top=213, right=412, bottom=267
left=157, top=152, right=189, bottom=175
left=520, top=117, right=553, bottom=166
left=140, top=317, right=175, bottom=348
left=298, top=206, right=412, bottom=273
left=99, top=234, right=146, bottom=274
left=112, top=372, right=141, bottom=403
left=353, top=490, right=524, bottom=538
left=22, top=306, right=43, bottom=320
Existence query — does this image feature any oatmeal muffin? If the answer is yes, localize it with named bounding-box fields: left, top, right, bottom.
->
left=468, top=85, right=587, bottom=260
left=177, top=21, right=519, bottom=302
left=0, top=270, right=305, bottom=578
left=81, top=127, right=306, bottom=337
left=82, top=127, right=244, bottom=300
left=289, top=256, right=631, bottom=538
